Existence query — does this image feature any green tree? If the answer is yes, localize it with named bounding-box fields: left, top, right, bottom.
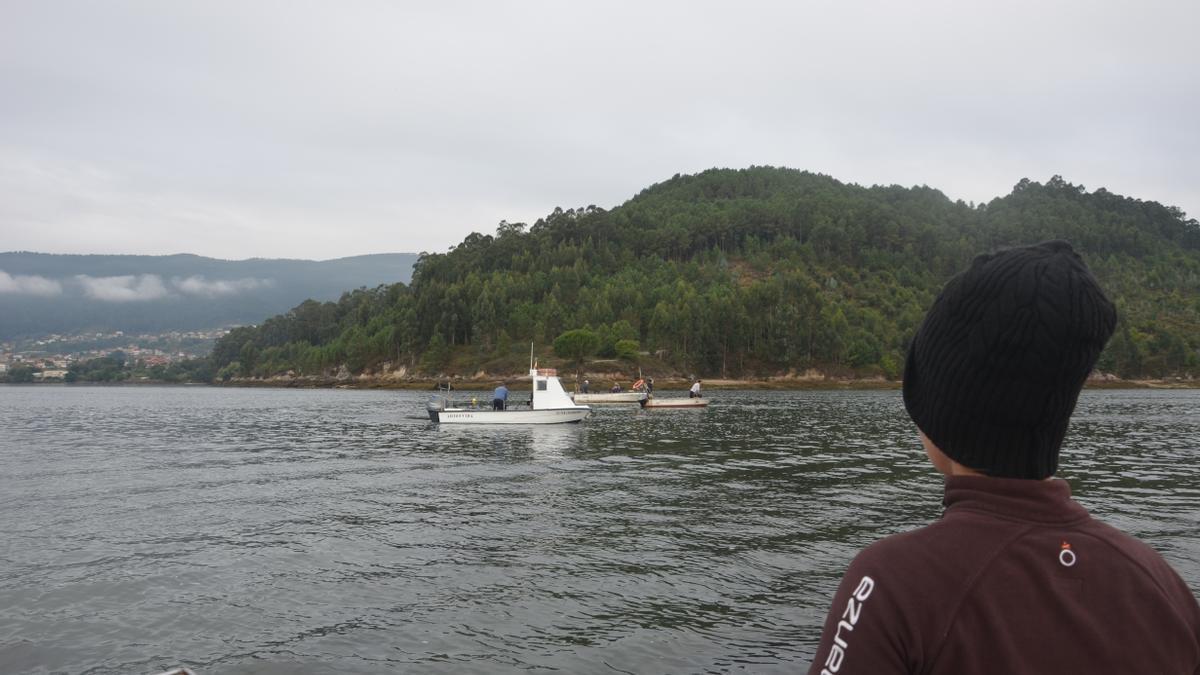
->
left=217, top=361, right=242, bottom=382
left=615, top=339, right=640, bottom=361
left=553, top=329, right=601, bottom=379
left=4, top=366, right=36, bottom=383
left=420, top=334, right=450, bottom=374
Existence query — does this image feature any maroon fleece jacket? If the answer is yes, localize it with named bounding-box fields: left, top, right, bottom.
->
left=808, top=475, right=1200, bottom=674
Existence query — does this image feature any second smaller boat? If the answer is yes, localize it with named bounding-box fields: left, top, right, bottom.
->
left=571, top=391, right=648, bottom=405
left=642, top=395, right=708, bottom=409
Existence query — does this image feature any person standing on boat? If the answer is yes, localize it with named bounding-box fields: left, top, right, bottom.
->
left=807, top=241, right=1200, bottom=674
left=646, top=378, right=654, bottom=395
left=492, top=382, right=508, bottom=411
left=689, top=380, right=701, bottom=398
left=581, top=379, right=590, bottom=394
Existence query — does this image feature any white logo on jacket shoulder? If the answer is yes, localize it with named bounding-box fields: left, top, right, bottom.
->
left=821, top=575, right=875, bottom=674
left=1059, top=540, right=1077, bottom=567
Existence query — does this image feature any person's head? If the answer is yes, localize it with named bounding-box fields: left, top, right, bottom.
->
left=903, top=241, right=1117, bottom=480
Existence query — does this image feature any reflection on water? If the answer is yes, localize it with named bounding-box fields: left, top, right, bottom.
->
left=430, top=420, right=585, bottom=461
left=0, top=386, right=1196, bottom=673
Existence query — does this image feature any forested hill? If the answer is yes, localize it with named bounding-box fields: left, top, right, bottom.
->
left=210, top=167, right=1200, bottom=382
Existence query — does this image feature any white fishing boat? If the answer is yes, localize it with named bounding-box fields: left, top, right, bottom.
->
left=426, top=367, right=591, bottom=424
left=642, top=395, right=709, bottom=409
left=571, top=391, right=648, bottom=405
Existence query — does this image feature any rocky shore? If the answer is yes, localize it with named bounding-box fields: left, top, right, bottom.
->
left=218, top=366, right=1196, bottom=391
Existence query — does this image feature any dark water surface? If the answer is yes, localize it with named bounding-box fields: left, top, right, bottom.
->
left=1, top=386, right=1197, bottom=674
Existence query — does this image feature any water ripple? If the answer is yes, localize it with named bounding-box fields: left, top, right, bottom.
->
left=0, top=386, right=1196, bottom=673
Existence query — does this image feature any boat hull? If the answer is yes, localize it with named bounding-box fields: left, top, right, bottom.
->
left=571, top=392, right=648, bottom=404
left=428, top=407, right=591, bottom=424
left=643, top=397, right=708, bottom=409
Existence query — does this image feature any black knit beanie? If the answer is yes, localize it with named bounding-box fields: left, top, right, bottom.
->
left=902, top=240, right=1117, bottom=479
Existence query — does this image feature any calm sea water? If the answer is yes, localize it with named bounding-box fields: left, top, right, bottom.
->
left=1, top=386, right=1197, bottom=674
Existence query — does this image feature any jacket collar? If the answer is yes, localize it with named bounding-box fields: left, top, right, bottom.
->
left=943, top=475, right=1090, bottom=525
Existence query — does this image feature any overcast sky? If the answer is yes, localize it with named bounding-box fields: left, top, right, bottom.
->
left=1, top=1, right=1197, bottom=260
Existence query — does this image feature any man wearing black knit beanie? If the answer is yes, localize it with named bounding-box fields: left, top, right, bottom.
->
left=808, top=241, right=1200, bottom=675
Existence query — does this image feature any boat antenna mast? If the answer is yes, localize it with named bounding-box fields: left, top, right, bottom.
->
left=529, top=341, right=536, bottom=408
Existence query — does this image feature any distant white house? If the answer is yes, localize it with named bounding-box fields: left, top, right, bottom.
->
left=34, top=369, right=68, bottom=380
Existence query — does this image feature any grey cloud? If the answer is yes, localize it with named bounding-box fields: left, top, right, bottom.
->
left=75, top=274, right=170, bottom=302
left=13, top=272, right=275, bottom=302
left=173, top=276, right=273, bottom=297
left=0, top=270, right=62, bottom=296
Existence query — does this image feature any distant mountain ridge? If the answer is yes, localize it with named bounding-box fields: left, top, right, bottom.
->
left=0, top=252, right=419, bottom=340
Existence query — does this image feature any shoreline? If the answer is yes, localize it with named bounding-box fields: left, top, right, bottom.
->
left=212, top=369, right=1199, bottom=390
left=229, top=379, right=1197, bottom=391
left=86, top=375, right=1198, bottom=390
left=6, top=375, right=1196, bottom=391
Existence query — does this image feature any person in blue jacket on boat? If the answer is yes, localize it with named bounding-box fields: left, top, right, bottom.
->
left=493, top=382, right=509, bottom=410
